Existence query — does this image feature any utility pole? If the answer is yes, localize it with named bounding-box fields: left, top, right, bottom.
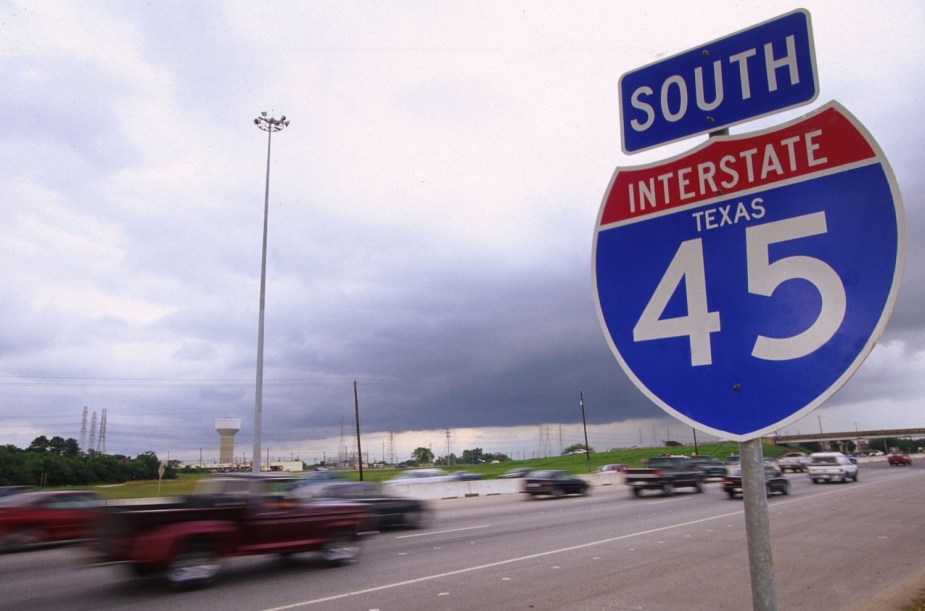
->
left=354, top=380, right=364, bottom=481
left=579, top=391, right=591, bottom=470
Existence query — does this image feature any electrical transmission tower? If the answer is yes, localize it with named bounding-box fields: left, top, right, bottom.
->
left=79, top=406, right=88, bottom=452
left=445, top=428, right=452, bottom=464
left=337, top=417, right=347, bottom=469
left=97, top=408, right=107, bottom=455
left=387, top=423, right=395, bottom=466
left=538, top=424, right=553, bottom=458
left=87, top=412, right=98, bottom=453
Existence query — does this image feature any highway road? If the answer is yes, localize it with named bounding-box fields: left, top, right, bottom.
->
left=1, top=461, right=923, bottom=610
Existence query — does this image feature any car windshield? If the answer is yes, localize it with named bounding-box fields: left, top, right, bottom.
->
left=812, top=456, right=838, bottom=464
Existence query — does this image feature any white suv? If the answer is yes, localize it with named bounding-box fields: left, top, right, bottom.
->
left=807, top=452, right=859, bottom=483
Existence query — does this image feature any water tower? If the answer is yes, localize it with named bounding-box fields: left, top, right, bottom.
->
left=215, top=418, right=241, bottom=464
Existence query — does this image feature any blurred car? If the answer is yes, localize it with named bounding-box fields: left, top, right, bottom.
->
left=292, top=481, right=429, bottom=529
left=0, top=486, right=34, bottom=498
left=522, top=470, right=590, bottom=498
left=298, top=470, right=348, bottom=484
left=887, top=452, right=912, bottom=466
left=453, top=471, right=484, bottom=480
left=0, top=490, right=103, bottom=552
left=498, top=467, right=533, bottom=479
left=778, top=452, right=809, bottom=472
left=385, top=468, right=459, bottom=484
left=596, top=463, right=628, bottom=474
left=686, top=456, right=726, bottom=479
left=724, top=455, right=741, bottom=468
left=722, top=466, right=790, bottom=499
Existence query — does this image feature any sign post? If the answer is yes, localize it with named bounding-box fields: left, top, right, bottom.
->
left=595, top=101, right=904, bottom=609
left=600, top=11, right=904, bottom=607
left=600, top=78, right=904, bottom=611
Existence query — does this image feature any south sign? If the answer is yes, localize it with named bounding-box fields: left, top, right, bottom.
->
left=619, top=9, right=817, bottom=154
left=593, top=102, right=905, bottom=440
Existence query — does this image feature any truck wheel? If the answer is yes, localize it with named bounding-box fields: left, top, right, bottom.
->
left=631, top=488, right=642, bottom=497
left=694, top=480, right=704, bottom=493
left=164, top=540, right=222, bottom=588
left=662, top=483, right=675, bottom=496
left=321, top=534, right=361, bottom=566
left=781, top=481, right=790, bottom=495
left=0, top=528, right=43, bottom=552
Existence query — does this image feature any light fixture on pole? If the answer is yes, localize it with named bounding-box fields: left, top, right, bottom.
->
left=252, top=111, right=290, bottom=473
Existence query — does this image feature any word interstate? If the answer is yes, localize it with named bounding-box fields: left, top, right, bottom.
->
left=627, top=129, right=824, bottom=214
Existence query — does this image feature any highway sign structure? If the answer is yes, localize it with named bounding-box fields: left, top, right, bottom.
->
left=620, top=9, right=818, bottom=154
left=593, top=102, right=905, bottom=441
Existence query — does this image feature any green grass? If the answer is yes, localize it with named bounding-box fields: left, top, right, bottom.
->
left=75, top=473, right=209, bottom=499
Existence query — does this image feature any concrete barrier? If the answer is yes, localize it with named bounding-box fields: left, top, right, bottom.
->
left=382, top=474, right=627, bottom=500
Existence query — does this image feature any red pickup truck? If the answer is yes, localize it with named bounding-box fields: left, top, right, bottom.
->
left=91, top=473, right=371, bottom=587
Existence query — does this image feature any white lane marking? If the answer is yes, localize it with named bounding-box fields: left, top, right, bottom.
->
left=393, top=524, right=492, bottom=539
left=259, top=510, right=745, bottom=611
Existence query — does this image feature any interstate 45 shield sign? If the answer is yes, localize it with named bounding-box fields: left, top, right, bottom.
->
left=593, top=101, right=905, bottom=440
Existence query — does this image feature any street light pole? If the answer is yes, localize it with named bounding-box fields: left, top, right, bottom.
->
left=252, top=112, right=289, bottom=473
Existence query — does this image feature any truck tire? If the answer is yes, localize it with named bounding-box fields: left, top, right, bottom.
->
left=0, top=528, right=43, bottom=552
left=632, top=487, right=642, bottom=497
left=321, top=534, right=361, bottom=566
left=164, top=539, right=222, bottom=588
left=662, top=482, right=675, bottom=496
left=694, top=480, right=704, bottom=493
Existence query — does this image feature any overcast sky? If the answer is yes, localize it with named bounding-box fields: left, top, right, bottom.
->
left=3, top=1, right=923, bottom=464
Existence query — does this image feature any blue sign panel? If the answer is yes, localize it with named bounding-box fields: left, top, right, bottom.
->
left=620, top=9, right=818, bottom=154
left=594, top=103, right=905, bottom=440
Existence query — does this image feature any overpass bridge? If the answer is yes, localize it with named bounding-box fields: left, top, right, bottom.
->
left=774, top=428, right=925, bottom=451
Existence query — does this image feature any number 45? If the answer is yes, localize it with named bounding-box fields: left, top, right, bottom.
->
left=632, top=212, right=846, bottom=366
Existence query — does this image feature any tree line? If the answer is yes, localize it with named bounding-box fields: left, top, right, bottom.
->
left=0, top=436, right=177, bottom=488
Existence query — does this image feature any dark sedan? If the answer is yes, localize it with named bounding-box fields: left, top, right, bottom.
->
left=522, top=470, right=590, bottom=499
left=687, top=455, right=727, bottom=479
left=293, top=481, right=429, bottom=530
left=0, top=490, right=103, bottom=552
left=722, top=466, right=790, bottom=499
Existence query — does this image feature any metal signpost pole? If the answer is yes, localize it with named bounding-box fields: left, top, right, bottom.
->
left=740, top=438, right=777, bottom=611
